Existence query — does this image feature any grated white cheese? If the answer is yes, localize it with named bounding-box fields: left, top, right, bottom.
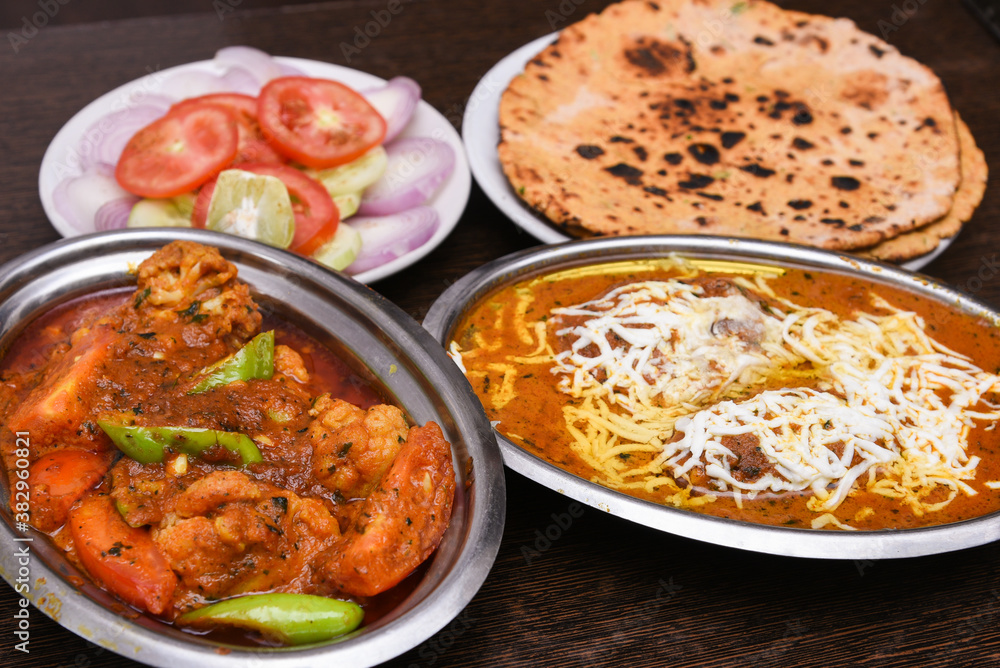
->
left=547, top=278, right=1000, bottom=516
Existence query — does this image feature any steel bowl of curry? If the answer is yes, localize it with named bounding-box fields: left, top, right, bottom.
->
left=424, top=235, right=1000, bottom=560
left=0, top=229, right=505, bottom=667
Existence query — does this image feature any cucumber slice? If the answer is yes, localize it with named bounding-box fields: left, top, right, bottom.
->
left=333, top=191, right=361, bottom=220
left=127, top=194, right=195, bottom=228
left=311, top=147, right=388, bottom=197
left=313, top=224, right=362, bottom=271
left=206, top=169, right=295, bottom=249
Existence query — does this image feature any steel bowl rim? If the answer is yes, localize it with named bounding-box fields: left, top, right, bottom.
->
left=0, top=228, right=505, bottom=666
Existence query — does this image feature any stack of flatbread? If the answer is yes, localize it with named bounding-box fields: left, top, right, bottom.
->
left=498, top=0, right=987, bottom=262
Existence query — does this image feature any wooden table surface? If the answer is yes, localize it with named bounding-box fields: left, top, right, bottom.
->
left=2, top=0, right=1000, bottom=666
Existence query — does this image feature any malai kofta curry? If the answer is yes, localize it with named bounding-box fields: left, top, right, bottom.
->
left=450, top=256, right=1000, bottom=530
left=0, top=241, right=455, bottom=645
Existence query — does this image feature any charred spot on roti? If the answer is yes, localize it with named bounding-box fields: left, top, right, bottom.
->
left=831, top=176, right=861, bottom=191
left=697, top=192, right=724, bottom=201
left=739, top=164, right=776, bottom=178
left=840, top=127, right=853, bottom=135
left=869, top=44, right=886, bottom=58
left=754, top=35, right=775, bottom=46
left=821, top=159, right=834, bottom=166
left=678, top=173, right=715, bottom=189
left=821, top=218, right=846, bottom=227
left=747, top=202, right=765, bottom=214
left=792, top=137, right=815, bottom=150
left=788, top=200, right=813, bottom=210
left=710, top=99, right=729, bottom=110
left=663, top=152, right=683, bottom=165
left=791, top=106, right=814, bottom=125
left=610, top=135, right=634, bottom=143
left=605, top=163, right=644, bottom=185
left=720, top=132, right=746, bottom=149
left=623, top=37, right=694, bottom=77
left=633, top=146, right=649, bottom=161
left=644, top=185, right=671, bottom=199
left=848, top=224, right=864, bottom=231
left=839, top=201, right=850, bottom=208
left=849, top=159, right=865, bottom=166
left=688, top=143, right=720, bottom=165
left=793, top=215, right=806, bottom=221
left=576, top=145, right=605, bottom=160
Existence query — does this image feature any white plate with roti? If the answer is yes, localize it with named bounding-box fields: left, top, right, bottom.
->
left=464, top=1, right=986, bottom=271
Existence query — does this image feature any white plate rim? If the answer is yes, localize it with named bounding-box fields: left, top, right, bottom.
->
left=38, top=55, right=471, bottom=284
left=461, top=32, right=953, bottom=273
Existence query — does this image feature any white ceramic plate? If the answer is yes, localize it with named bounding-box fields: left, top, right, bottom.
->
left=462, top=33, right=952, bottom=273
left=39, top=56, right=471, bottom=284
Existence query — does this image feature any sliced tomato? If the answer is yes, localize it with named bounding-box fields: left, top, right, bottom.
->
left=115, top=103, right=239, bottom=198
left=257, top=77, right=386, bottom=169
left=69, top=493, right=177, bottom=615
left=172, top=93, right=286, bottom=165
left=29, top=450, right=108, bottom=532
left=192, top=163, right=338, bottom=256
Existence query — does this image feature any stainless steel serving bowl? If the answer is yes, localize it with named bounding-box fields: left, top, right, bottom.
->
left=423, top=235, right=1000, bottom=561
left=0, top=229, right=505, bottom=667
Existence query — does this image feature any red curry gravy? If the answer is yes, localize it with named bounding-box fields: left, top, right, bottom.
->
left=451, top=258, right=1000, bottom=530
left=0, top=241, right=456, bottom=645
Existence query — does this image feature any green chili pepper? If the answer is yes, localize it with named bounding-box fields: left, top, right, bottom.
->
left=188, top=330, right=275, bottom=395
left=176, top=593, right=364, bottom=645
left=98, top=422, right=263, bottom=467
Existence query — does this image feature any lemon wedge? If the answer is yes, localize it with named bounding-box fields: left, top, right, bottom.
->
left=206, top=169, right=295, bottom=248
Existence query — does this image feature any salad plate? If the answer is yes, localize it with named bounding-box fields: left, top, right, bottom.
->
left=39, top=53, right=471, bottom=284
left=462, top=33, right=953, bottom=273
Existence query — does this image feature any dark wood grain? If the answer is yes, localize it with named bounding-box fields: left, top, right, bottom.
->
left=1, top=1, right=999, bottom=666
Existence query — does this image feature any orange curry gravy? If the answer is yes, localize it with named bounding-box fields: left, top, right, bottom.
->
left=451, top=258, right=1000, bottom=530
left=0, top=241, right=455, bottom=644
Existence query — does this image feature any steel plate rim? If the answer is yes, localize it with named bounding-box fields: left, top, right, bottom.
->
left=423, top=234, right=1000, bottom=560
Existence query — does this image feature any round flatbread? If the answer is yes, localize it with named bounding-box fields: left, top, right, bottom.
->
left=499, top=0, right=961, bottom=250
left=857, top=114, right=987, bottom=262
